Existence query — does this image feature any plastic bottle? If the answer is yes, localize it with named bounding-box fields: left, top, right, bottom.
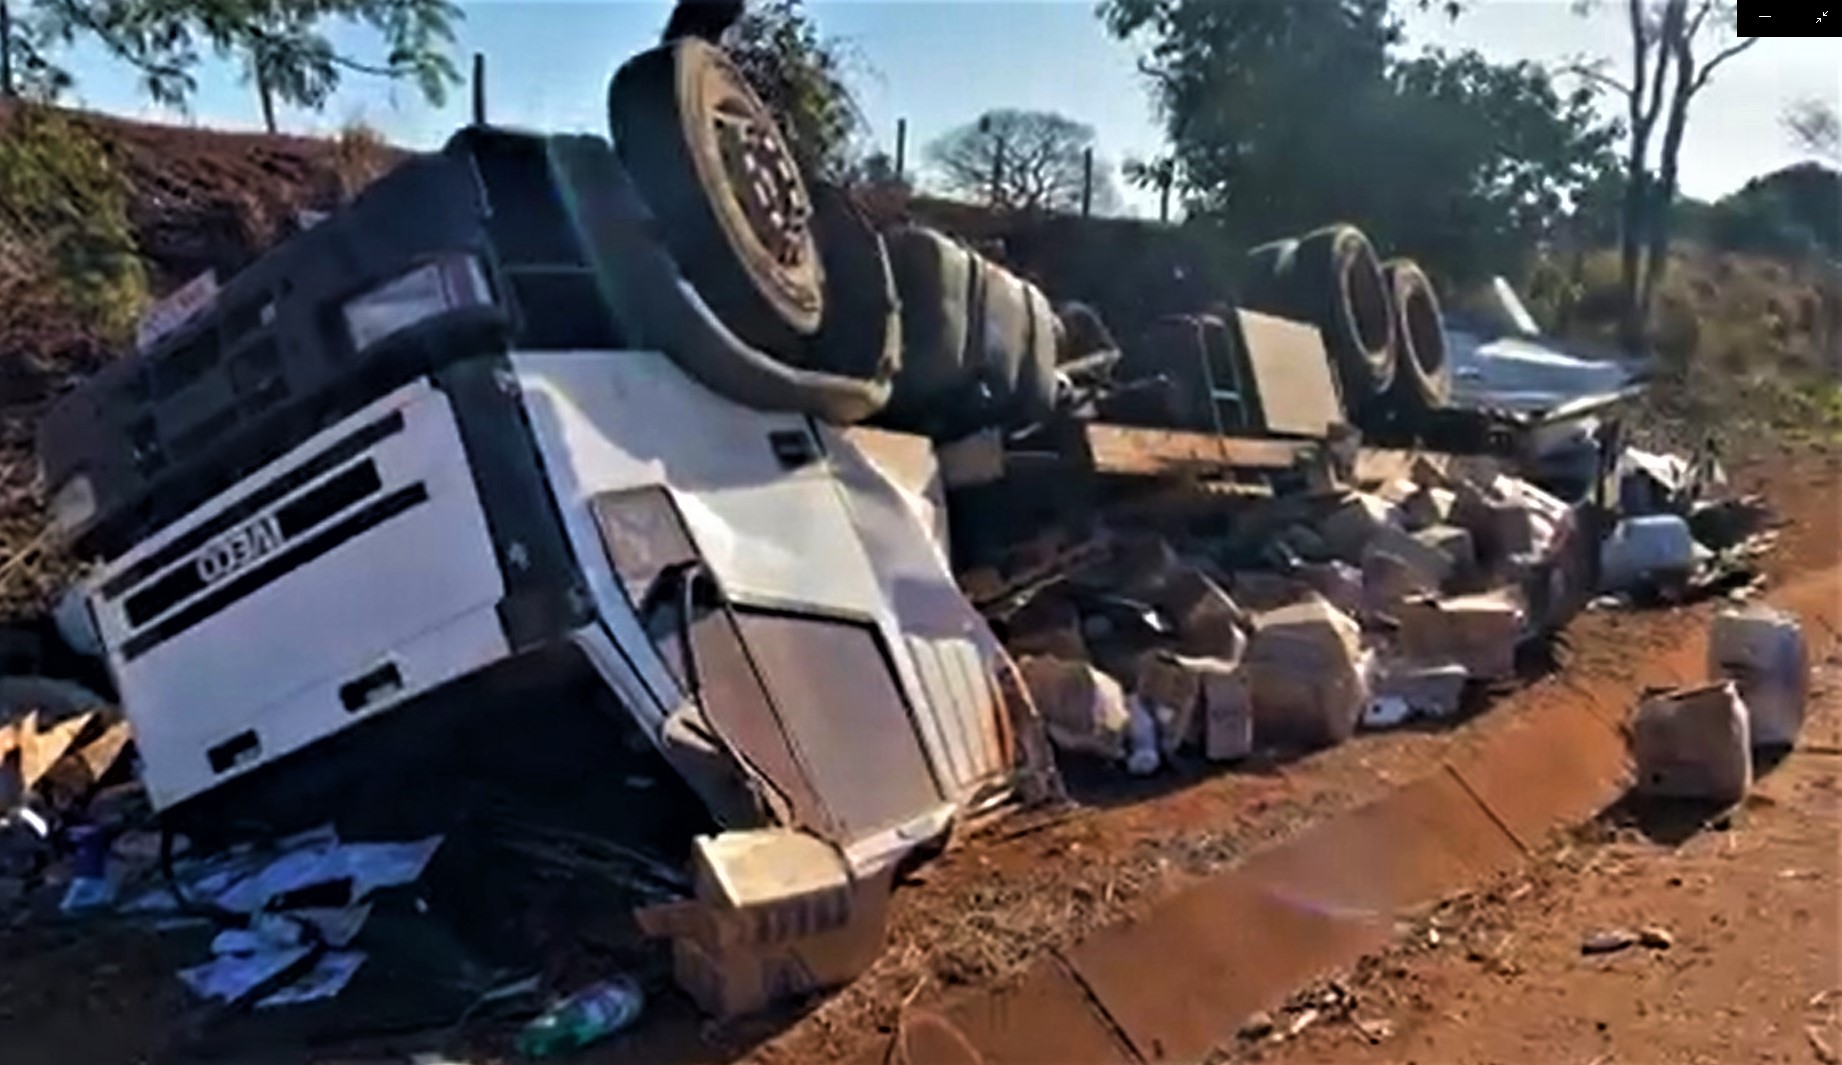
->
left=515, top=975, right=645, bottom=1059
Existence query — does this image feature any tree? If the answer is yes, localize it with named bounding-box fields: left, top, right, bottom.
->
left=926, top=109, right=1117, bottom=214
left=722, top=0, right=864, bottom=182
left=7, top=0, right=460, bottom=127
left=1785, top=97, right=1840, bottom=163
left=1566, top=0, right=1760, bottom=347
left=1123, top=155, right=1177, bottom=222
left=1101, top=0, right=1617, bottom=283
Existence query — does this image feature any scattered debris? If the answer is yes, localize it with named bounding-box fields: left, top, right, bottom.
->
left=1284, top=1007, right=1322, bottom=1039
left=1581, top=929, right=1639, bottom=955
left=1809, top=1025, right=1840, bottom=1065
left=1353, top=1016, right=1396, bottom=1044
left=1238, top=1010, right=1276, bottom=1040
left=517, top=974, right=646, bottom=1058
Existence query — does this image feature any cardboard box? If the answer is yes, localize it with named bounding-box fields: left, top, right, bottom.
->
left=1244, top=599, right=1367, bottom=748
left=1319, top=493, right=1402, bottom=564
left=1361, top=545, right=1441, bottom=616
left=1298, top=561, right=1364, bottom=619
left=1413, top=524, right=1477, bottom=582
left=1179, top=656, right=1253, bottom=762
left=1017, top=656, right=1131, bottom=759
left=1367, top=524, right=1456, bottom=589
left=1155, top=567, right=1251, bottom=660
left=1632, top=682, right=1752, bottom=804
left=665, top=867, right=895, bottom=1020
left=636, top=831, right=896, bottom=1020
left=1006, top=594, right=1089, bottom=662
left=1395, top=593, right=1525, bottom=680
left=1400, top=486, right=1457, bottom=531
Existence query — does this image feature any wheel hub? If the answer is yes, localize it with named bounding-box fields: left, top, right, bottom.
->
left=711, top=102, right=812, bottom=269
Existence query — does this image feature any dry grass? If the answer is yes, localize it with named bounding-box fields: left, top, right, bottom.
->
left=1525, top=245, right=1842, bottom=453
left=328, top=120, right=400, bottom=202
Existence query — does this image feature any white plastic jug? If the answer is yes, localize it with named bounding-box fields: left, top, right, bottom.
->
left=1708, top=605, right=1808, bottom=748
left=1599, top=514, right=1710, bottom=592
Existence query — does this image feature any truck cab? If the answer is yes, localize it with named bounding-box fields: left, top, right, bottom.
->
left=39, top=121, right=1033, bottom=872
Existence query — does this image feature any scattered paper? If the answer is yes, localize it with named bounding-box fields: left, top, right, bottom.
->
left=257, top=951, right=366, bottom=1009
left=179, top=947, right=312, bottom=1002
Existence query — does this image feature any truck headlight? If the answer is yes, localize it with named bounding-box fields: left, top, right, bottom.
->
left=342, top=254, right=492, bottom=354
left=49, top=475, right=96, bottom=536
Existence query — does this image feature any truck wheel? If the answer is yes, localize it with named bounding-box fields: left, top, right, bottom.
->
left=1240, top=238, right=1298, bottom=316
left=805, top=181, right=901, bottom=384
left=609, top=40, right=825, bottom=358
left=1287, top=224, right=1395, bottom=406
left=1383, top=258, right=1453, bottom=414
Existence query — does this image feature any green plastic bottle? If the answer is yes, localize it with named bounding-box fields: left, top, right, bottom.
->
left=516, top=975, right=645, bottom=1059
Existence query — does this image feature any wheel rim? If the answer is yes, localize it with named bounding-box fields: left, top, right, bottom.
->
left=710, top=99, right=813, bottom=271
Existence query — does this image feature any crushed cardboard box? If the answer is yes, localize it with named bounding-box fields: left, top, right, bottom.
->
left=1154, top=567, right=1251, bottom=660
left=1298, top=561, right=1364, bottom=619
left=1401, top=486, right=1457, bottom=532
left=635, top=829, right=893, bottom=1020
left=1243, top=598, right=1368, bottom=748
left=1395, top=592, right=1525, bottom=681
left=1006, top=594, right=1090, bottom=662
left=1367, top=524, right=1455, bottom=589
left=1017, top=656, right=1132, bottom=760
left=1186, top=656, right=1254, bottom=762
left=1319, top=493, right=1403, bottom=564
left=1361, top=544, right=1442, bottom=617
left=1631, top=682, right=1753, bottom=805
left=1413, top=524, right=1477, bottom=582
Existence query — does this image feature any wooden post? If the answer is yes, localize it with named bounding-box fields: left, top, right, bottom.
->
left=894, top=118, right=907, bottom=181
left=0, top=0, right=13, bottom=101
left=471, top=53, right=486, bottom=125
left=1159, top=173, right=1172, bottom=223
left=1081, top=147, right=1094, bottom=217
left=990, top=137, right=1005, bottom=208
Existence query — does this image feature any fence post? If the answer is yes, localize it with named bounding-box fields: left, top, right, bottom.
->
left=1081, top=147, right=1094, bottom=217
left=0, top=0, right=13, bottom=100
left=471, top=53, right=486, bottom=126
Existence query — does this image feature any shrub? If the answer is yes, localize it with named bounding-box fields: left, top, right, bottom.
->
left=0, top=105, right=146, bottom=342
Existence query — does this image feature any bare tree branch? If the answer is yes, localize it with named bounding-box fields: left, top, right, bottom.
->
left=1688, top=35, right=1760, bottom=94
left=1562, top=61, right=1634, bottom=98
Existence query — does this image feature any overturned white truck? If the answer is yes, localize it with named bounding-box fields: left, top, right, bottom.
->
left=37, top=41, right=1065, bottom=871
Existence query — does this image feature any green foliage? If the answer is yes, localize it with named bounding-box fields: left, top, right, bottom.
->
left=724, top=0, right=863, bottom=181
left=16, top=0, right=459, bottom=116
left=1700, top=163, right=1841, bottom=261
left=0, top=104, right=145, bottom=339
left=1100, top=0, right=1621, bottom=283
left=925, top=109, right=1118, bottom=214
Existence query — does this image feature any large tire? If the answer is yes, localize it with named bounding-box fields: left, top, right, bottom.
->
left=1240, top=238, right=1298, bottom=316
left=1383, top=258, right=1453, bottom=415
left=544, top=134, right=888, bottom=423
left=608, top=40, right=824, bottom=359
left=1285, top=224, right=1395, bottom=407
left=804, top=182, right=901, bottom=385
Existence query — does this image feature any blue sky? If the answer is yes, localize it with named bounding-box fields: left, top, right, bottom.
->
left=54, top=0, right=1841, bottom=218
